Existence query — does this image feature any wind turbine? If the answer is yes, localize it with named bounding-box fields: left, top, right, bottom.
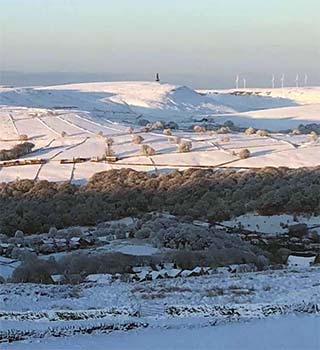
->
left=243, top=78, right=246, bottom=89
left=281, top=74, right=285, bottom=89
left=295, top=74, right=299, bottom=88
left=235, top=75, right=239, bottom=89
left=272, top=74, right=275, bottom=89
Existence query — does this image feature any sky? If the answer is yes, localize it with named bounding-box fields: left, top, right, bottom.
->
left=0, top=0, right=319, bottom=88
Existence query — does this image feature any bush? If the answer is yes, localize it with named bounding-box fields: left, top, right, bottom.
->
left=291, top=129, right=301, bottom=135
left=193, top=125, right=206, bottom=133
left=256, top=129, right=268, bottom=137
left=178, top=141, right=192, bottom=153
left=141, top=144, right=156, bottom=156
left=105, top=145, right=115, bottom=157
left=220, top=136, right=230, bottom=142
left=217, top=127, right=230, bottom=134
left=105, top=137, right=114, bottom=146
left=245, top=127, right=256, bottom=135
left=132, top=135, right=144, bottom=144
left=0, top=142, right=35, bottom=161
left=19, top=134, right=28, bottom=141
left=48, top=227, right=58, bottom=238
left=57, top=252, right=152, bottom=276
left=14, top=230, right=24, bottom=239
left=171, top=136, right=181, bottom=144
left=308, top=131, right=318, bottom=142
left=167, top=121, right=179, bottom=130
left=239, top=149, right=251, bottom=159
left=11, top=256, right=54, bottom=284
left=135, top=227, right=152, bottom=239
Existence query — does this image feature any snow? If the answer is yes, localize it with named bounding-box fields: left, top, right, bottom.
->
left=0, top=257, right=20, bottom=279
left=201, top=87, right=320, bottom=130
left=3, top=315, right=320, bottom=350
left=1, top=82, right=320, bottom=182
left=85, top=274, right=112, bottom=284
left=1, top=264, right=320, bottom=346
left=114, top=244, right=159, bottom=256
left=287, top=256, right=316, bottom=268
left=222, top=213, right=320, bottom=235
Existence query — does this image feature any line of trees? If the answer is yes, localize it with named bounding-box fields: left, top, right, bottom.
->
left=0, top=142, right=35, bottom=161
left=0, top=167, right=319, bottom=235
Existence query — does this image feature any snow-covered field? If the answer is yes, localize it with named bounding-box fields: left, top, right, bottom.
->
left=1, top=82, right=320, bottom=347
left=223, top=213, right=320, bottom=235
left=1, top=266, right=320, bottom=348
left=3, top=314, right=319, bottom=350
left=1, top=82, right=320, bottom=183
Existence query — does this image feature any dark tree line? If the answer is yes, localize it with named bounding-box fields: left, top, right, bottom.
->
left=0, top=167, right=320, bottom=236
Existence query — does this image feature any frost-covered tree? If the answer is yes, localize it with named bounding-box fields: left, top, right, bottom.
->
left=132, top=135, right=144, bottom=144
left=178, top=141, right=192, bottom=153
left=245, top=127, right=256, bottom=135
left=256, top=129, right=268, bottom=137
left=239, top=149, right=251, bottom=159
left=308, top=131, right=318, bottom=142
left=193, top=125, right=206, bottom=133
left=141, top=144, right=156, bottom=156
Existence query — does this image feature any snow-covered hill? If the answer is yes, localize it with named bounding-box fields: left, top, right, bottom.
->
left=201, top=87, right=320, bottom=130
left=0, top=82, right=233, bottom=125
left=1, top=82, right=320, bottom=183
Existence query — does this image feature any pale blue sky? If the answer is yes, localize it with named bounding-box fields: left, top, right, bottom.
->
left=0, top=0, right=319, bottom=87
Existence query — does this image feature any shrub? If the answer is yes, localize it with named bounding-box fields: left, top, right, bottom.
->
left=48, top=227, right=58, bottom=238
left=61, top=131, right=67, bottom=138
left=308, top=131, right=318, bottom=142
left=57, top=251, right=151, bottom=276
left=0, top=142, right=35, bottom=161
left=163, top=129, right=172, bottom=136
left=171, top=136, right=182, bottom=144
left=135, top=227, right=152, bottom=239
left=220, top=136, right=230, bottom=142
left=152, top=121, right=165, bottom=130
left=141, top=144, right=156, bottom=156
left=193, top=125, right=206, bottom=133
left=105, top=137, right=114, bottom=146
left=11, top=256, right=54, bottom=284
left=105, top=145, right=115, bottom=157
left=217, top=127, right=230, bottom=134
left=167, top=121, right=179, bottom=130
left=178, top=141, right=192, bottom=153
left=14, top=230, right=24, bottom=239
left=19, top=134, right=28, bottom=141
left=239, top=149, right=251, bottom=159
left=256, top=129, right=268, bottom=137
left=245, top=127, right=256, bottom=135
left=132, top=135, right=144, bottom=144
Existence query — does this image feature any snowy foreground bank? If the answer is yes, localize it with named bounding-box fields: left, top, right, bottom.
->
left=3, top=314, right=319, bottom=350
left=1, top=266, right=319, bottom=347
